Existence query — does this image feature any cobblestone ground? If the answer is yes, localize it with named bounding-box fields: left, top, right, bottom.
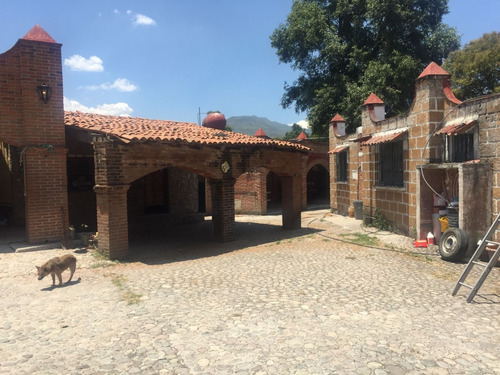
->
left=1, top=210, right=499, bottom=374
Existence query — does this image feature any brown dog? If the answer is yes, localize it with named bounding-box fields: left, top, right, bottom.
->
left=36, top=254, right=77, bottom=286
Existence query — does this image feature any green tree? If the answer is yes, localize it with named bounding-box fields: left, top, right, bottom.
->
left=443, top=32, right=500, bottom=100
left=270, top=0, right=460, bottom=136
left=283, top=123, right=305, bottom=139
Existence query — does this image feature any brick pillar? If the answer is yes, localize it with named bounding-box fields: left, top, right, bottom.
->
left=0, top=27, right=68, bottom=243
left=94, top=185, right=129, bottom=260
left=24, top=146, right=69, bottom=243
left=210, top=178, right=235, bottom=242
left=281, top=175, right=302, bottom=229
left=168, top=167, right=198, bottom=214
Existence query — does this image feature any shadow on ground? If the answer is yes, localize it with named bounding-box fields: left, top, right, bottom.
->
left=127, top=219, right=320, bottom=265
left=40, top=277, right=82, bottom=291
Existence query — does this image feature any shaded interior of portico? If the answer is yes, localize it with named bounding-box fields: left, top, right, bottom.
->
left=66, top=126, right=308, bottom=260
left=306, top=163, right=330, bottom=207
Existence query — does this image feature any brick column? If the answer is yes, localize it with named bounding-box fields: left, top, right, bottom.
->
left=24, top=146, right=69, bottom=243
left=94, top=185, right=129, bottom=260
left=168, top=167, right=198, bottom=214
left=210, top=178, right=235, bottom=242
left=281, top=175, right=302, bottom=229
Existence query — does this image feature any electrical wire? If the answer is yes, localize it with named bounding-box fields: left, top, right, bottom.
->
left=19, top=144, right=54, bottom=171
left=419, top=97, right=476, bottom=211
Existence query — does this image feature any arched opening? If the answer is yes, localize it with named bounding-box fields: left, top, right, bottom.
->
left=307, top=164, right=330, bottom=208
left=125, top=166, right=210, bottom=257
left=127, top=166, right=205, bottom=234
left=266, top=170, right=282, bottom=213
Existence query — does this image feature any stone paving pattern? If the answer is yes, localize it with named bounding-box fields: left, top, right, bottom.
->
left=1, top=210, right=499, bottom=374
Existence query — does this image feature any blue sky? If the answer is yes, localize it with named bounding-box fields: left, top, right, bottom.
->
left=0, top=0, right=499, bottom=127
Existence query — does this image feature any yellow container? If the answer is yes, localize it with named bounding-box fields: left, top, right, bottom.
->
left=439, top=216, right=449, bottom=233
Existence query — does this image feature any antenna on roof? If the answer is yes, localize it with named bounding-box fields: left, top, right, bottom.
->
left=197, top=107, right=208, bottom=126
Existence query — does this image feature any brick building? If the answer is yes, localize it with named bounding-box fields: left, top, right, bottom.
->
left=329, top=62, right=500, bottom=255
left=234, top=128, right=330, bottom=214
left=0, top=26, right=310, bottom=259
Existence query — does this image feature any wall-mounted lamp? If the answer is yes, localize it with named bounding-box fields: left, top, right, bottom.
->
left=36, top=83, right=52, bottom=103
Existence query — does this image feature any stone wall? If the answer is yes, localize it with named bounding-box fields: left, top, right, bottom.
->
left=329, top=63, right=500, bottom=239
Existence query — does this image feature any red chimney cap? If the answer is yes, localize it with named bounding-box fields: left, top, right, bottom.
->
left=254, top=128, right=269, bottom=138
left=363, top=93, right=384, bottom=106
left=297, top=131, right=308, bottom=140
left=22, top=25, right=57, bottom=43
left=418, top=62, right=450, bottom=79
left=330, top=114, right=345, bottom=122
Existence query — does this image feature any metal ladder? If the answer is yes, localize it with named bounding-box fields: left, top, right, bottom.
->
left=452, top=213, right=500, bottom=302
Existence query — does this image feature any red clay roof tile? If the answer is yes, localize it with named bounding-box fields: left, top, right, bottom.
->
left=361, top=130, right=406, bottom=146
left=435, top=119, right=477, bottom=136
left=328, top=145, right=349, bottom=154
left=64, top=112, right=309, bottom=151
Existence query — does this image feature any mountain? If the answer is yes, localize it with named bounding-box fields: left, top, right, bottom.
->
left=226, top=115, right=293, bottom=138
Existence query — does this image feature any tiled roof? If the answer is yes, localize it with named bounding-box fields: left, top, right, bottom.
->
left=435, top=118, right=478, bottom=136
left=328, top=145, right=349, bottom=154
left=361, top=130, right=406, bottom=146
left=64, top=111, right=309, bottom=151
left=22, top=25, right=57, bottom=44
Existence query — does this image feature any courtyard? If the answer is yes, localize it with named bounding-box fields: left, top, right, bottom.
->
left=0, top=209, right=499, bottom=374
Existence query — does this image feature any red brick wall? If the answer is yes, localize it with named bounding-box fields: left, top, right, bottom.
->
left=235, top=169, right=267, bottom=214
left=0, top=33, right=68, bottom=243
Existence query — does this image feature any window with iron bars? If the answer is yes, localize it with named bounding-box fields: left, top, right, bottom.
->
left=448, top=133, right=475, bottom=162
left=377, top=141, right=403, bottom=187
left=336, top=150, right=348, bottom=182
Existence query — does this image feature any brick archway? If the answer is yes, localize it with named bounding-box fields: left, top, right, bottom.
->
left=306, top=162, right=330, bottom=207
left=71, top=126, right=309, bottom=259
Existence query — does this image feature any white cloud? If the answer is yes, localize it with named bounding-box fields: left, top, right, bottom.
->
left=64, top=55, right=104, bottom=72
left=290, top=120, right=309, bottom=129
left=120, top=9, right=156, bottom=27
left=64, top=97, right=133, bottom=117
left=83, top=78, right=138, bottom=92
left=132, top=13, right=156, bottom=26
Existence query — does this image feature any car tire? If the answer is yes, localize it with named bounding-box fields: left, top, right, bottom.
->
left=439, top=227, right=469, bottom=261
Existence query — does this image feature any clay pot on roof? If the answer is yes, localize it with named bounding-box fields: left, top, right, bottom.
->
left=202, top=111, right=226, bottom=130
